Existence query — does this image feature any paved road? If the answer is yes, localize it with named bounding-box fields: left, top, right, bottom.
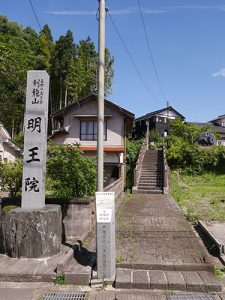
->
left=116, top=194, right=213, bottom=269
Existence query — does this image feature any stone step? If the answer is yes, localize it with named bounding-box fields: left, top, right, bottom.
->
left=136, top=189, right=163, bottom=194
left=141, top=172, right=162, bottom=174
left=142, top=165, right=162, bottom=167
left=140, top=170, right=162, bottom=173
left=138, top=182, right=162, bottom=186
left=140, top=172, right=162, bottom=175
left=138, top=183, right=162, bottom=188
left=138, top=186, right=162, bottom=190
left=139, top=176, right=162, bottom=178
left=139, top=178, right=162, bottom=181
left=115, top=269, right=222, bottom=292
left=141, top=166, right=160, bottom=168
left=142, top=161, right=162, bottom=163
left=139, top=180, right=162, bottom=184
left=140, top=171, right=162, bottom=174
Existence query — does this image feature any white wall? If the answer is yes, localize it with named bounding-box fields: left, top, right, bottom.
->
left=0, top=142, right=19, bottom=162
left=53, top=99, right=125, bottom=147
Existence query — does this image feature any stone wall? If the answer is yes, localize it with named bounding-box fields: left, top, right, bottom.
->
left=62, top=198, right=95, bottom=243
left=104, top=177, right=123, bottom=198
left=0, top=178, right=124, bottom=245
left=0, top=205, right=62, bottom=258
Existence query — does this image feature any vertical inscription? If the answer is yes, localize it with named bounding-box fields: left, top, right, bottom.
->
left=21, top=71, right=49, bottom=209
left=96, top=192, right=115, bottom=279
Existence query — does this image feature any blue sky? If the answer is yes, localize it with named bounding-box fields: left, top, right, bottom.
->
left=1, top=0, right=225, bottom=121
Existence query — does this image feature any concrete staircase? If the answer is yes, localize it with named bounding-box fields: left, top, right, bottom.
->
left=137, top=149, right=163, bottom=194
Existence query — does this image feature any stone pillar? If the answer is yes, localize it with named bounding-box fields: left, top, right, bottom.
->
left=96, top=192, right=115, bottom=279
left=0, top=71, right=63, bottom=259
left=0, top=205, right=62, bottom=258
left=22, top=71, right=49, bottom=209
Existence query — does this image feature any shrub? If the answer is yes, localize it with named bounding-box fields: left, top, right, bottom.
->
left=0, top=159, right=22, bottom=197
left=126, top=139, right=142, bottom=190
left=47, top=144, right=97, bottom=198
left=198, top=132, right=215, bottom=146
left=166, top=120, right=225, bottom=174
left=149, top=130, right=164, bottom=148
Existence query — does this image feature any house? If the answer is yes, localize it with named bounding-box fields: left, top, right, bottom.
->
left=134, top=106, right=185, bottom=138
left=0, top=124, right=22, bottom=163
left=50, top=93, right=135, bottom=187
left=189, top=114, right=225, bottom=146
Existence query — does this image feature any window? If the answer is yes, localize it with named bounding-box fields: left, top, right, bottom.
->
left=222, top=121, right=225, bottom=127
left=80, top=120, right=107, bottom=141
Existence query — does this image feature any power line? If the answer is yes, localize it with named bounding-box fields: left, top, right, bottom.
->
left=137, top=0, right=166, bottom=102
left=107, top=10, right=163, bottom=105
left=28, top=0, right=42, bottom=31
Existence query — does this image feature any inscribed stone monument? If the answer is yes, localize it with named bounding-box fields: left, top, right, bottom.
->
left=96, top=192, right=115, bottom=279
left=22, top=70, right=49, bottom=209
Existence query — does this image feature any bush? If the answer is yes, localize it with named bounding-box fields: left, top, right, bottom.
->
left=149, top=130, right=164, bottom=148
left=47, top=144, right=97, bottom=198
left=166, top=120, right=225, bottom=174
left=0, top=159, right=22, bottom=197
left=198, top=132, right=215, bottom=146
left=126, top=139, right=142, bottom=190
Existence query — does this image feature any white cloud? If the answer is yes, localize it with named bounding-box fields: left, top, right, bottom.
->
left=212, top=68, right=225, bottom=77
left=45, top=10, right=96, bottom=16
left=45, top=7, right=167, bottom=16
left=45, top=4, right=225, bottom=17
left=169, top=4, right=225, bottom=12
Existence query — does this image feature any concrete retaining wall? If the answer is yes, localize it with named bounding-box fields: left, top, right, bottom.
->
left=0, top=178, right=124, bottom=244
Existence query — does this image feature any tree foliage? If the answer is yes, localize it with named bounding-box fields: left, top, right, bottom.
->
left=126, top=139, right=143, bottom=190
left=0, top=16, right=40, bottom=133
left=47, top=144, right=97, bottom=199
left=0, top=159, right=23, bottom=197
left=198, top=132, right=215, bottom=146
left=166, top=119, right=225, bottom=174
left=0, top=15, right=114, bottom=135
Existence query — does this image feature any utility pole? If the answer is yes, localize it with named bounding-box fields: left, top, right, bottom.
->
left=96, top=1, right=115, bottom=280
left=97, top=0, right=106, bottom=192
left=166, top=100, right=169, bottom=134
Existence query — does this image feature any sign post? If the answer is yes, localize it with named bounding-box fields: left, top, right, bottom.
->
left=22, top=70, right=49, bottom=209
left=96, top=192, right=115, bottom=279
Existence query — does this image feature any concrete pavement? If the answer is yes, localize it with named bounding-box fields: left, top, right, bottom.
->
left=115, top=194, right=222, bottom=291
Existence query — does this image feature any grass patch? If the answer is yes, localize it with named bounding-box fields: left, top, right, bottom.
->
left=52, top=275, right=65, bottom=285
left=171, top=172, right=225, bottom=222
left=116, top=255, right=125, bottom=264
left=1, top=205, right=18, bottom=214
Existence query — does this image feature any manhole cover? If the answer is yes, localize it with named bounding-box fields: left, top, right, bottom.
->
left=43, top=291, right=87, bottom=300
left=167, top=294, right=215, bottom=300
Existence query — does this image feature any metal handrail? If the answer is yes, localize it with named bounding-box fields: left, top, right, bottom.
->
left=133, top=139, right=147, bottom=187
left=162, top=145, right=169, bottom=190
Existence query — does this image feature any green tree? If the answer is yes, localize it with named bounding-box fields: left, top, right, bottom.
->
left=166, top=119, right=224, bottom=174
left=37, top=24, right=54, bottom=71
left=126, top=139, right=142, bottom=189
left=47, top=144, right=97, bottom=198
left=0, top=159, right=23, bottom=197
left=0, top=32, right=35, bottom=133
left=50, top=30, right=76, bottom=110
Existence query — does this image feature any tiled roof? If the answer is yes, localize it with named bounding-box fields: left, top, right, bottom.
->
left=135, top=106, right=185, bottom=122
left=188, top=122, right=225, bottom=134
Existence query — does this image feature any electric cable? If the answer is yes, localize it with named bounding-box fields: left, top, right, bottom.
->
left=28, top=0, right=42, bottom=31
left=108, top=10, right=163, bottom=105
left=137, top=0, right=166, bottom=102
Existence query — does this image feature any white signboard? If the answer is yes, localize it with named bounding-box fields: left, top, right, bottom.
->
left=96, top=192, right=115, bottom=210
left=21, top=71, right=49, bottom=209
left=96, top=191, right=115, bottom=278
left=97, top=208, right=112, bottom=223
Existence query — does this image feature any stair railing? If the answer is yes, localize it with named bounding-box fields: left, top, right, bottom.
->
left=162, top=144, right=170, bottom=194
left=132, top=139, right=147, bottom=193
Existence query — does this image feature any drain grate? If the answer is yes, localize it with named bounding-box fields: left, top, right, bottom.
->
left=43, top=291, right=87, bottom=300
left=167, top=294, right=215, bottom=300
